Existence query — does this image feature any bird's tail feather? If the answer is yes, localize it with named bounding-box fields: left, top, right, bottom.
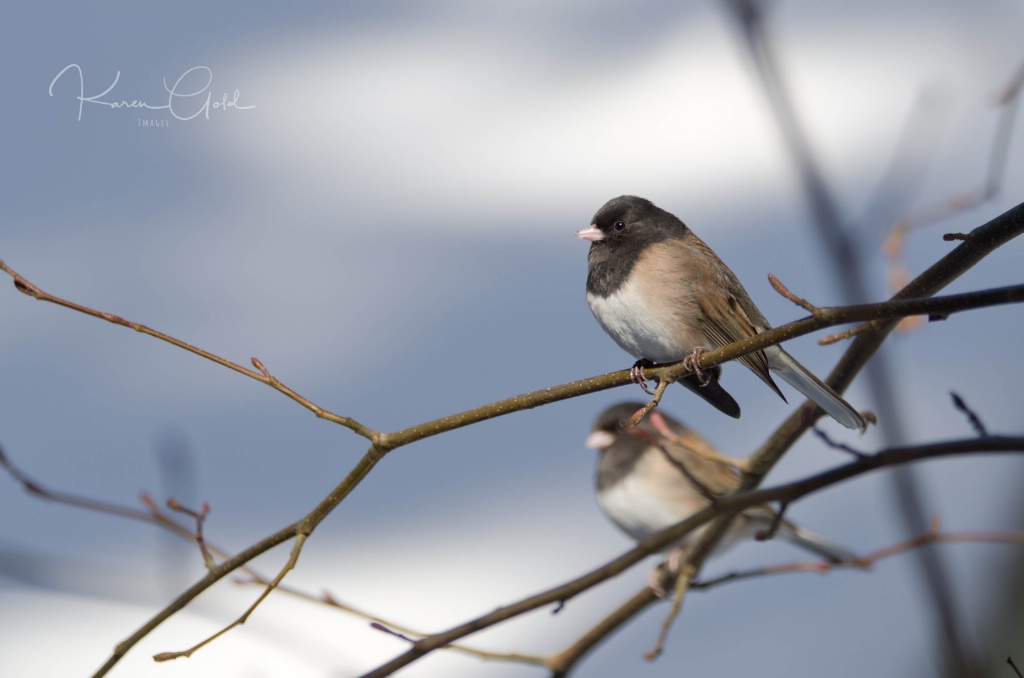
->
left=767, top=347, right=866, bottom=431
left=777, top=520, right=861, bottom=564
left=676, top=366, right=741, bottom=419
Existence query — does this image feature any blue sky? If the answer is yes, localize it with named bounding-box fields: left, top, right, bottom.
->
left=3, top=3, right=1024, bottom=677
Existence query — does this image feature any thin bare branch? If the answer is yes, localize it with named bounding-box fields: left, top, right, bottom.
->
left=166, top=499, right=216, bottom=570
left=950, top=392, right=989, bottom=437
left=368, top=622, right=545, bottom=665
left=237, top=579, right=548, bottom=666
left=693, top=520, right=1024, bottom=589
left=0, top=444, right=163, bottom=524
left=813, top=427, right=870, bottom=459
left=0, top=260, right=376, bottom=442
left=818, top=323, right=874, bottom=345
left=768, top=273, right=820, bottom=314
left=154, top=533, right=309, bottom=662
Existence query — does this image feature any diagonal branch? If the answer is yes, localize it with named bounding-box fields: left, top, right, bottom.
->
left=0, top=260, right=376, bottom=441
left=89, top=442, right=388, bottom=677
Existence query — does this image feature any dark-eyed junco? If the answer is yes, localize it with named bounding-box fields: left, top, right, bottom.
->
left=577, top=195, right=866, bottom=431
left=587, top=402, right=857, bottom=563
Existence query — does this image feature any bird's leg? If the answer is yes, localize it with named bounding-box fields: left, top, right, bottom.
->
left=630, top=359, right=656, bottom=395
left=648, top=568, right=668, bottom=598
left=682, top=347, right=709, bottom=386
left=666, top=546, right=686, bottom=577
left=648, top=546, right=687, bottom=598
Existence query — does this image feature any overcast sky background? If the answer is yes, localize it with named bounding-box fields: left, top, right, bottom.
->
left=3, top=2, right=1024, bottom=677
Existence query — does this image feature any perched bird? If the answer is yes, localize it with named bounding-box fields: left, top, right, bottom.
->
left=577, top=195, right=866, bottom=431
left=587, top=402, right=857, bottom=563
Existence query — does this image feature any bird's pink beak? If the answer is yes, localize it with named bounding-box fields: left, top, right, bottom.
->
left=584, top=430, right=615, bottom=450
left=575, top=224, right=604, bottom=242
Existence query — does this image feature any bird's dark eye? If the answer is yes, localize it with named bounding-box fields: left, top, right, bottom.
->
left=613, top=220, right=626, bottom=232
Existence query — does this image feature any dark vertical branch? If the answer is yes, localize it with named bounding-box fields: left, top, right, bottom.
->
left=722, top=1, right=979, bottom=675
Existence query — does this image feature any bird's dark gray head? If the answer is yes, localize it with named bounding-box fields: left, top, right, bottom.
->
left=592, top=402, right=650, bottom=437
left=590, top=402, right=699, bottom=492
left=591, top=401, right=690, bottom=438
left=589, top=195, right=687, bottom=246
left=581, top=196, right=689, bottom=297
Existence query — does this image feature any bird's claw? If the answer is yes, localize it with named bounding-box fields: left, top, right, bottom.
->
left=630, top=359, right=656, bottom=395
left=683, top=347, right=709, bottom=386
left=648, top=547, right=686, bottom=598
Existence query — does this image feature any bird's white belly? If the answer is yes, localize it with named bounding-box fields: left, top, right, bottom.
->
left=597, top=473, right=687, bottom=543
left=598, top=473, right=753, bottom=555
left=587, top=276, right=701, bottom=363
